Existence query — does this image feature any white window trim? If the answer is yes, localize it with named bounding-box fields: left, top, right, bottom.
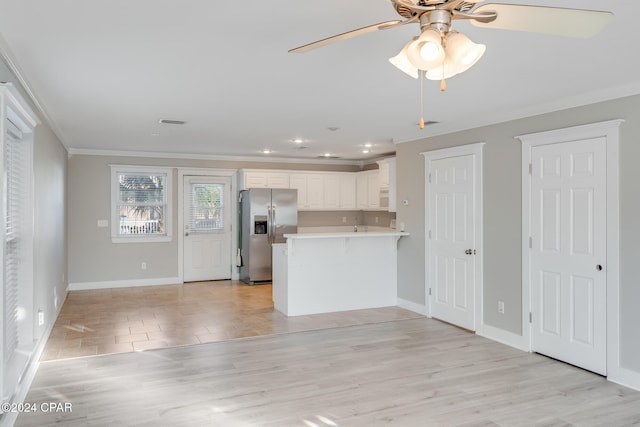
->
left=110, top=165, right=173, bottom=243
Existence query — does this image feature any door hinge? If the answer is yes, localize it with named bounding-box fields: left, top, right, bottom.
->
left=529, top=236, right=532, bottom=249
left=529, top=163, right=532, bottom=175
left=428, top=288, right=432, bottom=296
left=428, top=229, right=432, bottom=239
left=529, top=312, right=532, bottom=323
left=428, top=173, right=431, bottom=183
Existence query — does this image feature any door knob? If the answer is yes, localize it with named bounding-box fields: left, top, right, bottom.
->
left=185, top=232, right=189, bottom=237
left=465, top=249, right=471, bottom=255
left=596, top=264, right=603, bottom=271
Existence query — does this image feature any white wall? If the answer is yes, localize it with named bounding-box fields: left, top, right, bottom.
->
left=67, top=154, right=362, bottom=286
left=395, top=94, right=640, bottom=378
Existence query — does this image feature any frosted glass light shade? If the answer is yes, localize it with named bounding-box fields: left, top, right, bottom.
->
left=406, top=29, right=445, bottom=70
left=425, top=59, right=458, bottom=80
left=425, top=31, right=485, bottom=80
left=388, top=38, right=419, bottom=79
left=445, top=31, right=486, bottom=74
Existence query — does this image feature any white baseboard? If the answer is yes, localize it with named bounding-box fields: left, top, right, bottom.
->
left=68, top=277, right=181, bottom=291
left=396, top=298, right=427, bottom=316
left=476, top=323, right=530, bottom=352
left=608, top=365, right=640, bottom=392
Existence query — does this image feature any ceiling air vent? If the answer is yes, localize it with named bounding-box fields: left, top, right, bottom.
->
left=316, top=155, right=341, bottom=159
left=159, top=119, right=186, bottom=125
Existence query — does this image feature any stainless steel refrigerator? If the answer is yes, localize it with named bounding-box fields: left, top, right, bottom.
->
left=239, top=188, right=297, bottom=284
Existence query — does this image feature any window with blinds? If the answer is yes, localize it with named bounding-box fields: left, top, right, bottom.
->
left=3, top=119, right=25, bottom=365
left=188, top=183, right=225, bottom=232
left=1, top=83, right=37, bottom=403
left=111, top=166, right=173, bottom=242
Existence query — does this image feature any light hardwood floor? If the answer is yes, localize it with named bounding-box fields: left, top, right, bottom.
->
left=42, top=281, right=422, bottom=360
left=16, top=318, right=640, bottom=426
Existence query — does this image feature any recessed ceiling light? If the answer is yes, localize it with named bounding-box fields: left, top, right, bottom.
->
left=158, top=119, right=186, bottom=125
left=323, top=152, right=332, bottom=157
left=362, top=149, right=370, bottom=154
left=326, top=126, right=340, bottom=132
left=364, top=143, right=373, bottom=148
left=262, top=149, right=272, bottom=154
left=292, top=138, right=304, bottom=144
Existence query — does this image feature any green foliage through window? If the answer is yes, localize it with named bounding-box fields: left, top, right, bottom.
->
left=117, top=173, right=167, bottom=235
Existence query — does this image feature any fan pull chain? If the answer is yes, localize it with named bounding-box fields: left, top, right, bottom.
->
left=440, top=34, right=447, bottom=92
left=419, top=70, right=425, bottom=129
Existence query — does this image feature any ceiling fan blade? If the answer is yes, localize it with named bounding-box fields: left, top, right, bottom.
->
left=470, top=4, right=613, bottom=38
left=289, top=20, right=404, bottom=53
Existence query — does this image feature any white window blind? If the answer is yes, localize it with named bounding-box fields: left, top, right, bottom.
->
left=111, top=166, right=172, bottom=242
left=3, top=119, right=26, bottom=365
left=188, top=183, right=225, bottom=232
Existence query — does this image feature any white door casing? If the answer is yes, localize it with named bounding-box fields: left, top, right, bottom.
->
left=530, top=138, right=607, bottom=374
left=180, top=172, right=235, bottom=282
left=422, top=143, right=484, bottom=331
left=519, top=120, right=622, bottom=379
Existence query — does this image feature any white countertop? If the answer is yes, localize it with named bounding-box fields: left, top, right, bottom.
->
left=284, top=228, right=409, bottom=240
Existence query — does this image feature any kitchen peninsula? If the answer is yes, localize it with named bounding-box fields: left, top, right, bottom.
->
left=272, top=228, right=409, bottom=316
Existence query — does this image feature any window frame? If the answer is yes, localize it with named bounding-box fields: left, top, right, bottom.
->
left=110, top=165, right=173, bottom=243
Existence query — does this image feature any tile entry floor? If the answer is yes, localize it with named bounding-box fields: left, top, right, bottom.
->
left=42, top=280, right=423, bottom=361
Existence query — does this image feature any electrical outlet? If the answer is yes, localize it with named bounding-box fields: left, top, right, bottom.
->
left=38, top=309, right=44, bottom=326
left=141, top=262, right=147, bottom=270
left=498, top=301, right=505, bottom=314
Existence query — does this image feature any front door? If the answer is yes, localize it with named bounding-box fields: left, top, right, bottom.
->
left=427, top=152, right=479, bottom=331
left=183, top=176, right=232, bottom=282
left=530, top=138, right=607, bottom=375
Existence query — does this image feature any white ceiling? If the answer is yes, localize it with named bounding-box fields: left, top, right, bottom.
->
left=0, top=0, right=638, bottom=162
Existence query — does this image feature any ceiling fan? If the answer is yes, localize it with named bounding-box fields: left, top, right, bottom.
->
left=289, top=0, right=612, bottom=128
left=289, top=0, right=613, bottom=91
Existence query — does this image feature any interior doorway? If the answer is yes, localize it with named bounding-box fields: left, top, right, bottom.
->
left=519, top=120, right=622, bottom=376
left=423, top=143, right=484, bottom=331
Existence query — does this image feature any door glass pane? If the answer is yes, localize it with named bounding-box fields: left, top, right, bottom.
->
left=190, top=183, right=224, bottom=232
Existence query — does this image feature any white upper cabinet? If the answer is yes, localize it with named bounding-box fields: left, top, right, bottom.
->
left=289, top=173, right=324, bottom=210
left=377, top=158, right=396, bottom=212
left=356, top=170, right=383, bottom=211
left=323, top=174, right=341, bottom=210
left=240, top=170, right=289, bottom=189
left=239, top=168, right=385, bottom=211
left=338, top=174, right=357, bottom=210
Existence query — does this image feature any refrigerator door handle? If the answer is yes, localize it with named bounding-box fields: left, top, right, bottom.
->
left=267, top=206, right=272, bottom=241
left=272, top=206, right=277, bottom=243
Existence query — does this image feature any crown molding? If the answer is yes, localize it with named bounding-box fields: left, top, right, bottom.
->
left=67, top=147, right=367, bottom=167
left=0, top=34, right=68, bottom=149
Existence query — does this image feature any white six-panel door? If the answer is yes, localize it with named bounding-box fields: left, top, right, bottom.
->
left=428, top=153, right=478, bottom=331
left=530, top=138, right=607, bottom=375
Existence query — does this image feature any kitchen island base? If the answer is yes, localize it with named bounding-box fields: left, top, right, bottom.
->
left=272, top=231, right=408, bottom=316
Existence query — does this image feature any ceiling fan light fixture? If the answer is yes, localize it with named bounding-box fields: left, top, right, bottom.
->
left=445, top=31, right=486, bottom=74
left=389, top=38, right=419, bottom=79
left=425, top=32, right=485, bottom=81
left=406, top=28, right=445, bottom=70
left=425, top=59, right=458, bottom=81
